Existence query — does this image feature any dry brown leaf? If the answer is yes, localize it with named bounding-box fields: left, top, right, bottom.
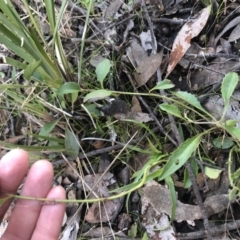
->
left=134, top=52, right=162, bottom=87
left=99, top=99, right=153, bottom=123
left=131, top=96, right=142, bottom=113
left=85, top=199, right=122, bottom=223
left=228, top=23, right=240, bottom=42
left=166, top=5, right=211, bottom=77
left=214, top=16, right=240, bottom=45
left=190, top=59, right=240, bottom=90
left=104, top=0, right=123, bottom=20
left=82, top=227, right=125, bottom=238
left=141, top=181, right=233, bottom=222
left=127, top=39, right=148, bottom=67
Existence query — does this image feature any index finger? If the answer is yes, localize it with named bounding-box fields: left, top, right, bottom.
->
left=0, top=149, right=29, bottom=222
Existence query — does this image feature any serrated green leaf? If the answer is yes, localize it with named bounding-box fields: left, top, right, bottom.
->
left=174, top=91, right=209, bottom=115
left=57, top=82, right=80, bottom=95
left=65, top=128, right=79, bottom=159
left=205, top=166, right=222, bottom=179
left=39, top=120, right=59, bottom=138
left=221, top=72, right=238, bottom=118
left=159, top=135, right=201, bottom=181
left=24, top=60, right=42, bottom=80
left=159, top=103, right=183, bottom=119
left=83, top=89, right=112, bottom=102
left=149, top=79, right=175, bottom=92
left=212, top=136, right=233, bottom=149
left=96, top=59, right=111, bottom=88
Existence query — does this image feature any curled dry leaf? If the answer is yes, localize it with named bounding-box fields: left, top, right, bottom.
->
left=166, top=5, right=211, bottom=77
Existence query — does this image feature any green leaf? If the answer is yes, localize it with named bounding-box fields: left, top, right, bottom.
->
left=39, top=120, right=59, bottom=138
left=83, top=89, right=112, bottom=102
left=142, top=232, right=149, bottom=240
left=205, top=166, right=222, bottom=179
left=110, top=181, right=141, bottom=193
left=149, top=79, right=175, bottom=92
left=65, top=128, right=79, bottom=159
left=96, top=59, right=111, bottom=88
left=165, top=176, right=176, bottom=223
left=159, top=103, right=183, bottom=119
left=147, top=138, right=162, bottom=154
left=57, top=82, right=81, bottom=105
left=24, top=60, right=42, bottom=80
left=83, top=104, right=101, bottom=118
left=224, top=125, right=240, bottom=141
left=57, top=82, right=81, bottom=95
left=183, top=159, right=198, bottom=188
left=44, top=0, right=56, bottom=33
left=226, top=119, right=238, bottom=127
left=70, top=92, right=79, bottom=105
left=6, top=57, right=27, bottom=70
left=229, top=189, right=236, bottom=201
left=132, top=154, right=166, bottom=182
left=174, top=91, right=209, bottom=115
left=221, top=72, right=238, bottom=118
left=231, top=168, right=240, bottom=181
left=212, top=136, right=234, bottom=149
left=159, top=135, right=201, bottom=181
left=128, top=223, right=137, bottom=238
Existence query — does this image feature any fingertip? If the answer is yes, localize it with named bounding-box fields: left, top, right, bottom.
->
left=0, top=149, right=29, bottom=188
left=31, top=160, right=53, bottom=177
left=48, top=185, right=66, bottom=200
left=0, top=149, right=29, bottom=224
left=1, top=149, right=29, bottom=166
left=31, top=186, right=66, bottom=240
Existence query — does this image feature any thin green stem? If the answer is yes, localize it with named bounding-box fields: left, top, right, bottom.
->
left=78, top=0, right=94, bottom=84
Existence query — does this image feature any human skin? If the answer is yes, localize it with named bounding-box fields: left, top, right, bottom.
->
left=0, top=149, right=66, bottom=240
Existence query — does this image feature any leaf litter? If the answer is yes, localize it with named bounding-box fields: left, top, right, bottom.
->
left=2, top=0, right=240, bottom=240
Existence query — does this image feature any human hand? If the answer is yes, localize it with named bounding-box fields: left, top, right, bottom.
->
left=0, top=149, right=66, bottom=240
